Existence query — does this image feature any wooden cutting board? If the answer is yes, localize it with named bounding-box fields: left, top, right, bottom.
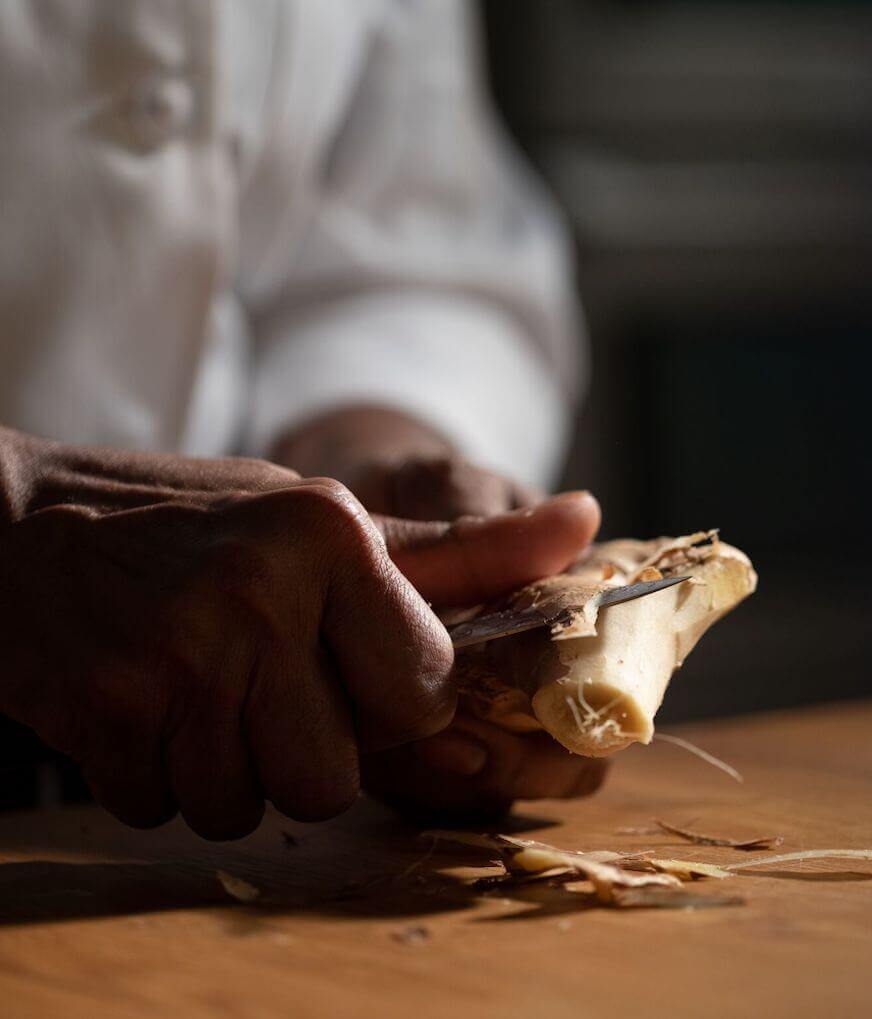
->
left=1, top=700, right=870, bottom=1019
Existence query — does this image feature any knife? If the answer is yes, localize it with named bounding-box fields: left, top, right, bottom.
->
left=448, top=575, right=690, bottom=649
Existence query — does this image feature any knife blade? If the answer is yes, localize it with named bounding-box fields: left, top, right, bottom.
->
left=448, top=575, right=690, bottom=649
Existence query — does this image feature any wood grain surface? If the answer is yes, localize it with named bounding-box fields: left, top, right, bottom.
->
left=1, top=700, right=871, bottom=1019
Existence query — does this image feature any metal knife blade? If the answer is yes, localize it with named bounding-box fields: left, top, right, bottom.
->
left=596, top=575, right=690, bottom=608
left=448, top=575, right=690, bottom=649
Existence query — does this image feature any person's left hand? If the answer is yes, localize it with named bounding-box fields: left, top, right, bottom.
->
left=272, top=404, right=542, bottom=521
left=348, top=453, right=542, bottom=521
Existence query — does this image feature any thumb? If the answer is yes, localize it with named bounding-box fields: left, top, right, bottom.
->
left=372, top=491, right=601, bottom=607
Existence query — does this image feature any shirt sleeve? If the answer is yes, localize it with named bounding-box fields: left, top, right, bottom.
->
left=237, top=0, right=584, bottom=489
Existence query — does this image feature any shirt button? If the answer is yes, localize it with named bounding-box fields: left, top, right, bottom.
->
left=126, top=74, right=195, bottom=150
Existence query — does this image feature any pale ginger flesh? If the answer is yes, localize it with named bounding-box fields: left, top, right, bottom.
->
left=454, top=532, right=757, bottom=757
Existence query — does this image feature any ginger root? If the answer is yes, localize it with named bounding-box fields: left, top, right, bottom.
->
left=454, top=531, right=757, bottom=757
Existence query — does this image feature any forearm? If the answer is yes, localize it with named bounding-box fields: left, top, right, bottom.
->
left=0, top=426, right=202, bottom=524
left=0, top=425, right=300, bottom=527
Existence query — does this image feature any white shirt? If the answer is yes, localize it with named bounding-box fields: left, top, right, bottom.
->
left=0, top=0, right=581, bottom=489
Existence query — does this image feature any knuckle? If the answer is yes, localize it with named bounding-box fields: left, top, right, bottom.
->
left=292, top=480, right=373, bottom=543
left=301, top=478, right=361, bottom=516
left=303, top=476, right=350, bottom=498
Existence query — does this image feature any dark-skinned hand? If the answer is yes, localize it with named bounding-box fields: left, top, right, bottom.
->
left=273, top=405, right=608, bottom=819
left=0, top=427, right=601, bottom=837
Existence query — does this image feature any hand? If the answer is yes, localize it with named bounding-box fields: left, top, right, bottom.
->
left=272, top=406, right=605, bottom=816
left=349, top=453, right=542, bottom=521
left=271, top=404, right=541, bottom=520
left=362, top=473, right=607, bottom=817
left=362, top=716, right=608, bottom=821
left=0, top=428, right=600, bottom=837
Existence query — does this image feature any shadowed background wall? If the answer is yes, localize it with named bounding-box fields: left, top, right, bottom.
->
left=483, top=0, right=872, bottom=722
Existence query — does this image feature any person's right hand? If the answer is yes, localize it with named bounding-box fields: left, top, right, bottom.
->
left=0, top=429, right=600, bottom=838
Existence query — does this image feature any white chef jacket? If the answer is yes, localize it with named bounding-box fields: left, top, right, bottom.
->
left=0, top=0, right=581, bottom=489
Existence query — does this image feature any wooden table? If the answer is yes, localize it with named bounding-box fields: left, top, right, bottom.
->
left=1, top=700, right=870, bottom=1019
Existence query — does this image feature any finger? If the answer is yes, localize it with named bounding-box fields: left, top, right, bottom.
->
left=362, top=716, right=607, bottom=820
left=221, top=480, right=456, bottom=756
left=449, top=716, right=609, bottom=801
left=373, top=490, right=601, bottom=606
left=71, top=664, right=177, bottom=830
left=82, top=737, right=176, bottom=830
left=165, top=650, right=265, bottom=840
left=244, top=645, right=361, bottom=822
left=322, top=539, right=456, bottom=750
left=361, top=742, right=513, bottom=822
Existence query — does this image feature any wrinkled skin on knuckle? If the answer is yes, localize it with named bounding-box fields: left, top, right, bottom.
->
left=297, top=477, right=371, bottom=534
left=265, top=479, right=377, bottom=575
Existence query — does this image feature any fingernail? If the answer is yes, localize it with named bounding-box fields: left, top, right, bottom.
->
left=414, top=733, right=488, bottom=776
left=551, top=489, right=595, bottom=504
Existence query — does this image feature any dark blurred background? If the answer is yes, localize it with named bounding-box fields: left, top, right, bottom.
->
left=483, top=0, right=872, bottom=723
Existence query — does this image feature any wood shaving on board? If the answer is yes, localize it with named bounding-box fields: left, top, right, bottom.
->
left=611, top=888, right=745, bottom=910
left=655, top=819, right=783, bottom=850
left=422, top=831, right=719, bottom=909
left=624, top=859, right=734, bottom=881
left=650, top=733, right=745, bottom=784
left=215, top=870, right=261, bottom=904
left=420, top=831, right=872, bottom=912
left=723, top=850, right=872, bottom=871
